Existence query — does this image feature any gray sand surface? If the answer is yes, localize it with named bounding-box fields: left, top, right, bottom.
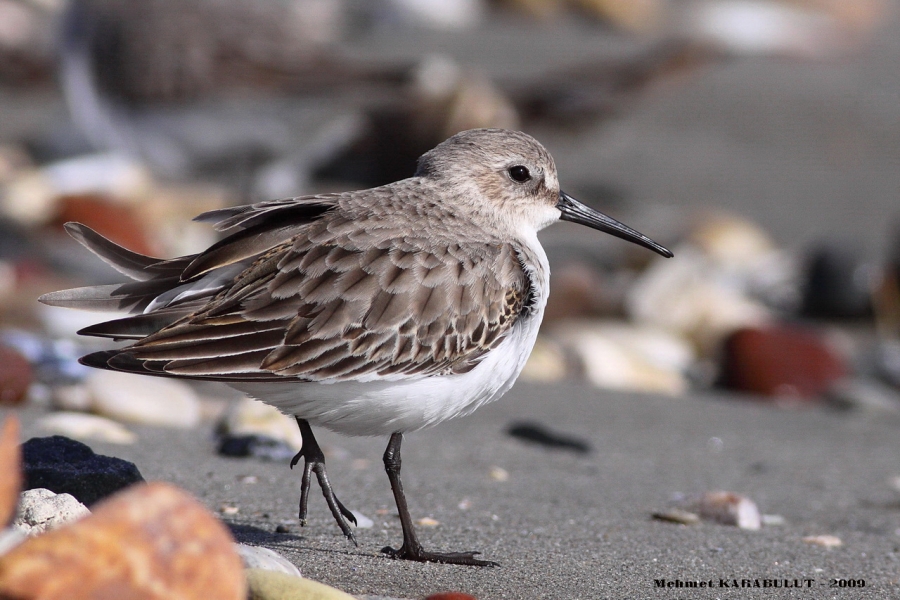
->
left=8, top=382, right=900, bottom=599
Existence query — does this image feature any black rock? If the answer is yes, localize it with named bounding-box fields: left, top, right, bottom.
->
left=801, top=244, right=873, bottom=319
left=22, top=436, right=145, bottom=506
left=217, top=434, right=296, bottom=462
left=506, top=421, right=592, bottom=454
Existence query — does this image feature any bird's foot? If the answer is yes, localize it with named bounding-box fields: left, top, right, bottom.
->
left=291, top=420, right=357, bottom=545
left=381, top=544, right=498, bottom=567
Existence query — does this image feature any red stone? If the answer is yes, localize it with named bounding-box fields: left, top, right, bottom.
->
left=721, top=325, right=846, bottom=399
left=0, top=482, right=246, bottom=599
left=0, top=345, right=33, bottom=406
left=0, top=416, right=21, bottom=526
left=424, top=594, right=478, bottom=600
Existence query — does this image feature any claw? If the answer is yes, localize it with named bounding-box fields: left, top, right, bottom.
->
left=292, top=418, right=356, bottom=543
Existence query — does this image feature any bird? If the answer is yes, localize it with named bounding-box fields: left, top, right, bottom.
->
left=39, top=128, right=672, bottom=566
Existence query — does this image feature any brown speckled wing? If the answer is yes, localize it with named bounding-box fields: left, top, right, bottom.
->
left=123, top=192, right=532, bottom=382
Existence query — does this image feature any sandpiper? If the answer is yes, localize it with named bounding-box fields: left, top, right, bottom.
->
left=40, top=128, right=672, bottom=566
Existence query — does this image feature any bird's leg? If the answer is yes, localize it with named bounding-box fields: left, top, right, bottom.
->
left=290, top=418, right=357, bottom=544
left=381, top=432, right=498, bottom=566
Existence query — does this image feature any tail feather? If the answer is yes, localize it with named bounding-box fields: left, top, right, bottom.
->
left=77, top=310, right=193, bottom=340
left=38, top=277, right=184, bottom=313
left=64, top=222, right=193, bottom=282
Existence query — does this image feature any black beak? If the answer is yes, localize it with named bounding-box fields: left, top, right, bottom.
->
left=557, top=191, right=673, bottom=258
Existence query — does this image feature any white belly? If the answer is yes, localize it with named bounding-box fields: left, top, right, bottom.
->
left=229, top=308, right=543, bottom=436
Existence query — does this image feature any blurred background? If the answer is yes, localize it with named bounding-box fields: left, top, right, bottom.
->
left=1, top=0, right=900, bottom=438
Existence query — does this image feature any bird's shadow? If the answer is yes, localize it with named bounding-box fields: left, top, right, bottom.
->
left=226, top=522, right=378, bottom=560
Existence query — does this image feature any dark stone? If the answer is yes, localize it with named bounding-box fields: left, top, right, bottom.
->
left=217, top=434, right=295, bottom=462
left=801, top=245, right=873, bottom=319
left=22, top=436, right=144, bottom=506
left=506, top=421, right=592, bottom=454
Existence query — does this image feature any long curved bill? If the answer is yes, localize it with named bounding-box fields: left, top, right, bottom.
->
left=557, top=191, right=673, bottom=258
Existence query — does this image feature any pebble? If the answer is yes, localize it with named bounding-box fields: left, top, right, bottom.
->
left=720, top=325, right=846, bottom=400
left=220, top=397, right=304, bottom=452
left=553, top=321, right=692, bottom=395
left=12, top=488, right=90, bottom=536
left=351, top=510, right=374, bottom=529
left=218, top=434, right=297, bottom=462
left=651, top=509, right=700, bottom=525
left=626, top=246, right=771, bottom=354
left=0, top=416, right=21, bottom=527
left=802, top=534, right=842, bottom=548
left=22, top=435, right=145, bottom=506
left=801, top=244, right=874, bottom=319
left=488, top=467, right=509, bottom=482
left=416, top=517, right=440, bottom=527
left=0, top=482, right=245, bottom=600
left=246, top=568, right=355, bottom=600
left=688, top=491, right=761, bottom=530
left=85, top=369, right=201, bottom=428
left=235, top=544, right=301, bottom=578
left=0, top=344, right=33, bottom=406
left=37, top=411, right=137, bottom=444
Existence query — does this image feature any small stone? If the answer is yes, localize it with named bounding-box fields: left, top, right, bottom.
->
left=424, top=593, right=478, bottom=600
left=220, top=397, right=304, bottom=451
left=416, top=517, right=440, bottom=527
left=274, top=524, right=292, bottom=534
left=802, top=534, right=842, bottom=548
left=761, top=514, right=786, bottom=527
left=0, top=416, right=21, bottom=527
left=688, top=491, right=761, bottom=530
left=652, top=509, right=700, bottom=525
left=220, top=504, right=240, bottom=516
left=246, top=568, right=355, bottom=600
left=0, top=482, right=245, bottom=600
left=0, top=344, right=33, bottom=406
left=689, top=213, right=776, bottom=270
left=85, top=369, right=201, bottom=428
left=627, top=246, right=771, bottom=354
left=553, top=321, right=692, bottom=395
left=22, top=435, right=144, bottom=506
left=720, top=325, right=846, bottom=400
left=218, top=434, right=296, bottom=462
left=489, top=467, right=509, bottom=482
left=801, top=244, right=874, bottom=319
left=37, top=411, right=137, bottom=444
left=350, top=511, right=374, bottom=529
left=235, top=544, right=301, bottom=578
left=12, top=488, right=90, bottom=536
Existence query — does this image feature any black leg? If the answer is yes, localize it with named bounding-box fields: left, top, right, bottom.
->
left=290, top=418, right=357, bottom=544
left=381, top=432, right=498, bottom=566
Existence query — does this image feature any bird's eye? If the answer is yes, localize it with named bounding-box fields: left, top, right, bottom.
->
left=507, top=165, right=531, bottom=183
